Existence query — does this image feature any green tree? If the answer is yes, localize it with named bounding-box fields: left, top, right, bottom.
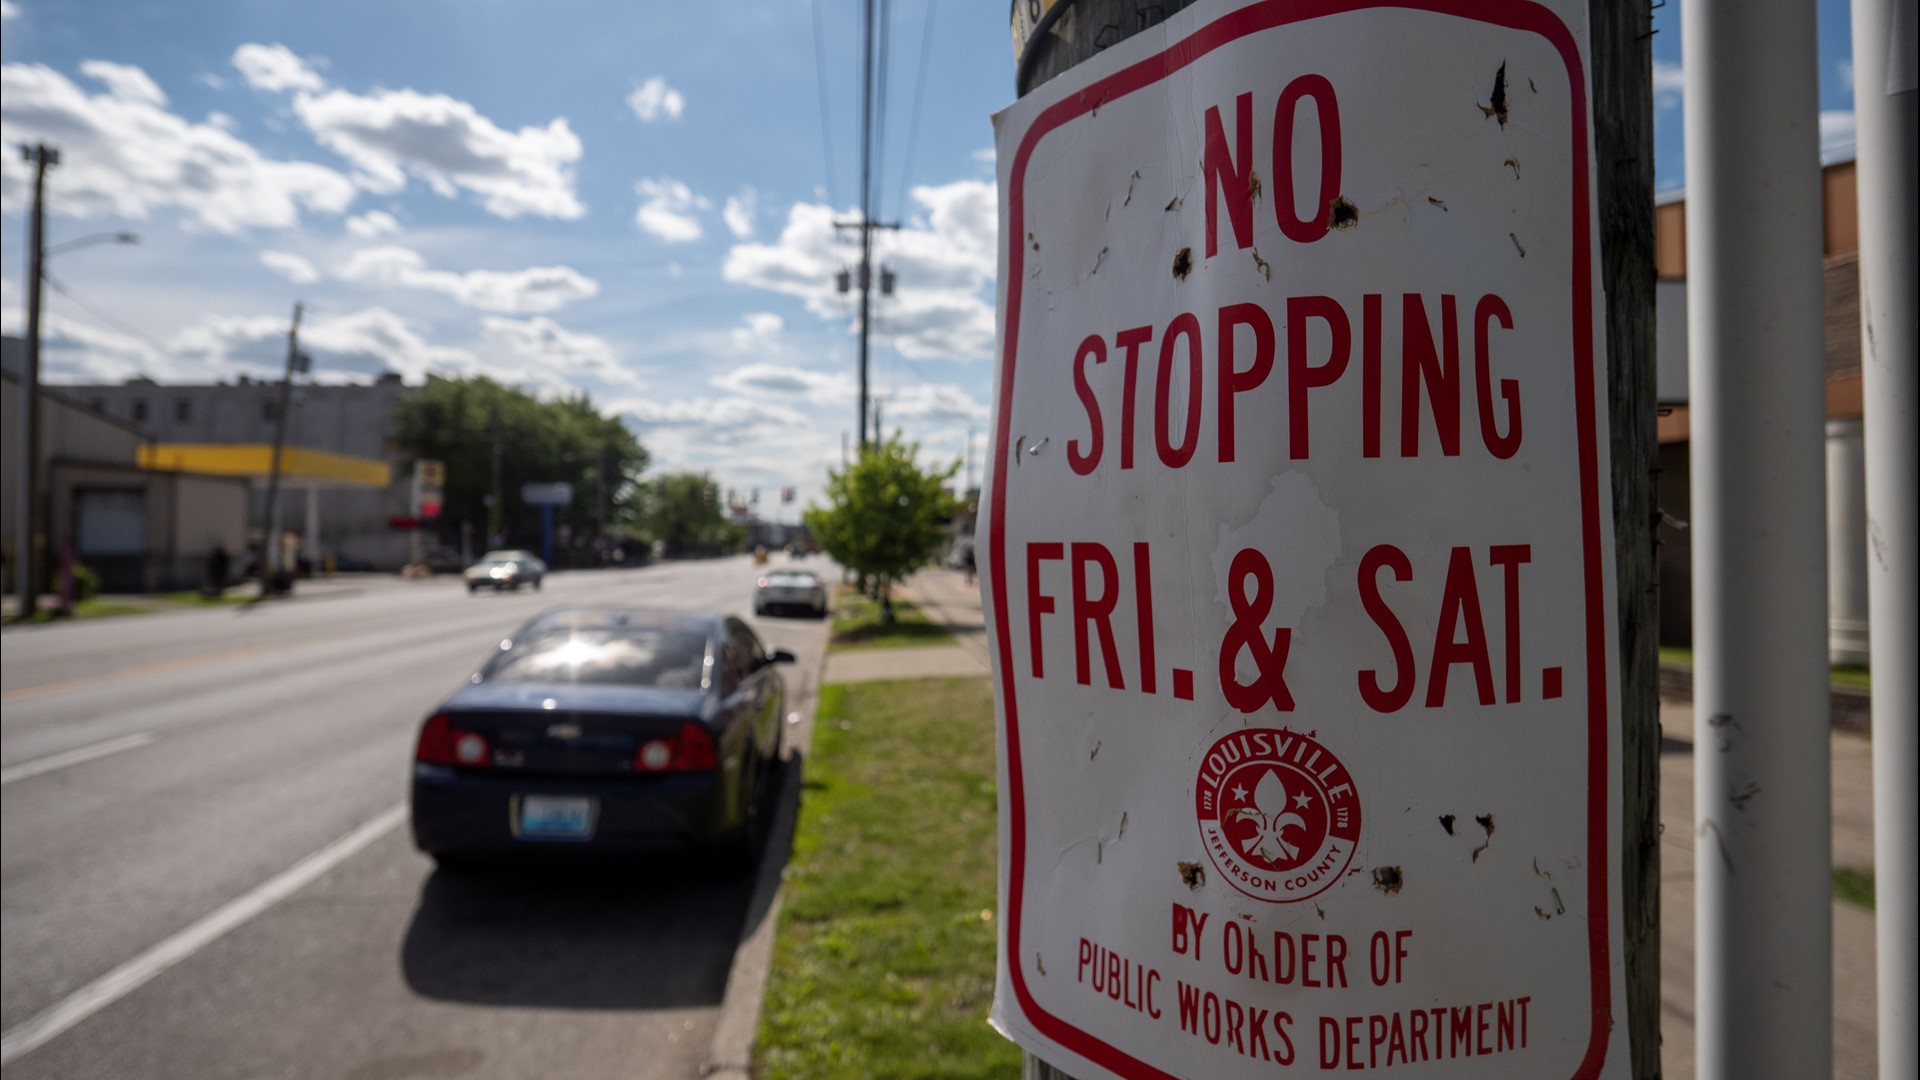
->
left=631, top=472, right=746, bottom=556
left=394, top=375, right=647, bottom=558
left=805, top=435, right=959, bottom=621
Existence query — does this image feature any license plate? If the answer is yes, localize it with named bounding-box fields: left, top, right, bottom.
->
left=517, top=795, right=595, bottom=840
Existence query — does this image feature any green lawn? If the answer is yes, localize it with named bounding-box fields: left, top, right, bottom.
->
left=4, top=589, right=252, bottom=625
left=1660, top=646, right=1871, bottom=692
left=757, top=677, right=1018, bottom=1080
left=1833, top=867, right=1875, bottom=911
left=4, top=597, right=152, bottom=624
left=828, top=585, right=954, bottom=653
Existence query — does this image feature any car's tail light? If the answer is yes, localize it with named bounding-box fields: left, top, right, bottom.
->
left=632, top=721, right=718, bottom=773
left=757, top=577, right=770, bottom=588
left=416, top=712, right=490, bottom=767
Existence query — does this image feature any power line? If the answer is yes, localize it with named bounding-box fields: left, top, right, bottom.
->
left=872, top=0, right=892, bottom=224
left=894, top=0, right=939, bottom=222
left=41, top=271, right=177, bottom=360
left=808, top=0, right=840, bottom=205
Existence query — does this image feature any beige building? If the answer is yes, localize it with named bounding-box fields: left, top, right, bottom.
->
left=3, top=338, right=248, bottom=594
left=1653, top=157, right=1870, bottom=665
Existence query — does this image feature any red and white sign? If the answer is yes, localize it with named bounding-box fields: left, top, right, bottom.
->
left=984, top=2, right=1625, bottom=1077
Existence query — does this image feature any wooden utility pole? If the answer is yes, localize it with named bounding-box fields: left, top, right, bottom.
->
left=257, top=302, right=303, bottom=598
left=835, top=0, right=900, bottom=453
left=13, top=143, right=57, bottom=619
left=1011, top=1, right=1658, bottom=1076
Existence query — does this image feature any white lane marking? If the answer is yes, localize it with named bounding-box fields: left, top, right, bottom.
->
left=0, top=734, right=158, bottom=786
left=0, top=801, right=407, bottom=1066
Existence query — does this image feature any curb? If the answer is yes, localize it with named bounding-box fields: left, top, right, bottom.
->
left=702, top=661, right=824, bottom=1078
left=1658, top=663, right=1872, bottom=735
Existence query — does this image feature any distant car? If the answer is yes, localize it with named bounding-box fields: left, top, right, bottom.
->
left=410, top=607, right=793, bottom=868
left=421, top=545, right=465, bottom=574
left=754, top=569, right=827, bottom=619
left=464, top=550, right=546, bottom=592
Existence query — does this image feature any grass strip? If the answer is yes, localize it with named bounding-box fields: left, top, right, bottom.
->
left=1833, top=867, right=1874, bottom=911
left=757, top=677, right=1017, bottom=1080
left=829, top=585, right=954, bottom=653
left=1659, top=646, right=1872, bottom=692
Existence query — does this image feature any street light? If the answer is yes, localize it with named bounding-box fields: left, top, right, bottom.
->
left=44, top=232, right=140, bottom=257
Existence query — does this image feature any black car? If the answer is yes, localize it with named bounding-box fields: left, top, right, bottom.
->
left=410, top=606, right=792, bottom=868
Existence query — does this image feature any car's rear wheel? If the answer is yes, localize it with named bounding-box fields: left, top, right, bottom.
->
left=726, top=750, right=780, bottom=873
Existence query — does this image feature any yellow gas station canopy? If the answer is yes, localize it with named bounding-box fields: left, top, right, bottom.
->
left=138, top=444, right=391, bottom=488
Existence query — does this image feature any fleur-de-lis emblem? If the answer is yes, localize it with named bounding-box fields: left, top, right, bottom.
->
left=1231, top=769, right=1309, bottom=864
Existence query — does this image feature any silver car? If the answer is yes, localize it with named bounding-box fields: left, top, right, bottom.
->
left=464, top=550, right=547, bottom=593
left=753, top=569, right=827, bottom=619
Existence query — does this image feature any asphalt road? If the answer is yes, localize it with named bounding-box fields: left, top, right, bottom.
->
left=1, top=555, right=831, bottom=1080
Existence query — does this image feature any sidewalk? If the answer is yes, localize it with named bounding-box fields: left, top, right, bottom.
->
left=0, top=572, right=437, bottom=620
left=818, top=570, right=991, bottom=683
left=873, top=568, right=1881, bottom=1077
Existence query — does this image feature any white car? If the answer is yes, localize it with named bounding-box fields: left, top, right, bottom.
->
left=753, top=570, right=827, bottom=619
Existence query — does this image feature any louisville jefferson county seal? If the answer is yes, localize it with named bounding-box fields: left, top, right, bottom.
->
left=1194, top=728, right=1362, bottom=903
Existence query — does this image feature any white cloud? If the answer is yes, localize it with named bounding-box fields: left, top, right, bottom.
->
left=196, top=72, right=226, bottom=90
left=231, top=43, right=326, bottom=94
left=728, top=312, right=786, bottom=352
left=1820, top=110, right=1856, bottom=161
left=481, top=315, right=642, bottom=392
left=723, top=187, right=758, bottom=239
left=78, top=60, right=167, bottom=106
left=885, top=383, right=989, bottom=423
left=338, top=246, right=599, bottom=314
left=169, top=306, right=477, bottom=383
left=724, top=178, right=996, bottom=361
left=206, top=111, right=238, bottom=131
left=1, top=1, right=19, bottom=20
left=1652, top=59, right=1684, bottom=107
left=715, top=361, right=855, bottom=404
left=1838, top=59, right=1854, bottom=93
left=627, top=76, right=685, bottom=123
left=13, top=311, right=180, bottom=383
left=634, top=177, right=709, bottom=243
left=344, top=209, right=401, bottom=237
left=0, top=62, right=358, bottom=232
left=260, top=250, right=320, bottom=284
left=971, top=146, right=996, bottom=164
left=619, top=395, right=807, bottom=434
left=293, top=84, right=585, bottom=219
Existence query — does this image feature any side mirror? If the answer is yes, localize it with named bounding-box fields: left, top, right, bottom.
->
left=770, top=649, right=797, bottom=665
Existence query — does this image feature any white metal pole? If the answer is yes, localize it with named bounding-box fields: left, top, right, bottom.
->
left=1682, top=0, right=1832, bottom=1076
left=1849, top=0, right=1919, bottom=1073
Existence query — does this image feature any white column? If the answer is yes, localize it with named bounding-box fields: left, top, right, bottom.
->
left=1849, top=0, right=1919, bottom=1074
left=1824, top=420, right=1868, bottom=666
left=304, top=484, right=320, bottom=567
left=1682, top=0, right=1832, bottom=1076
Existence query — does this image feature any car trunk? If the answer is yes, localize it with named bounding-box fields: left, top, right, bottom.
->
left=439, top=683, right=708, bottom=778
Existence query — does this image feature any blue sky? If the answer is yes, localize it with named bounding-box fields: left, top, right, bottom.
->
left=0, top=0, right=1860, bottom=507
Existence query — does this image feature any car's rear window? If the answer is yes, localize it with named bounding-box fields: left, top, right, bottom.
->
left=766, top=572, right=818, bottom=586
left=481, top=627, right=710, bottom=688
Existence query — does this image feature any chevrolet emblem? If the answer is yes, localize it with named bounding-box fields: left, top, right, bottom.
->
left=546, top=723, right=583, bottom=740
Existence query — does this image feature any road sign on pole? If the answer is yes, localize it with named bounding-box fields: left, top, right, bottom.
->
left=520, top=482, right=572, bottom=507
left=985, top=3, right=1625, bottom=1077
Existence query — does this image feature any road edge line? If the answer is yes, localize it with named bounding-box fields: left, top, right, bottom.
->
left=0, top=801, right=407, bottom=1066
left=0, top=733, right=157, bottom=786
